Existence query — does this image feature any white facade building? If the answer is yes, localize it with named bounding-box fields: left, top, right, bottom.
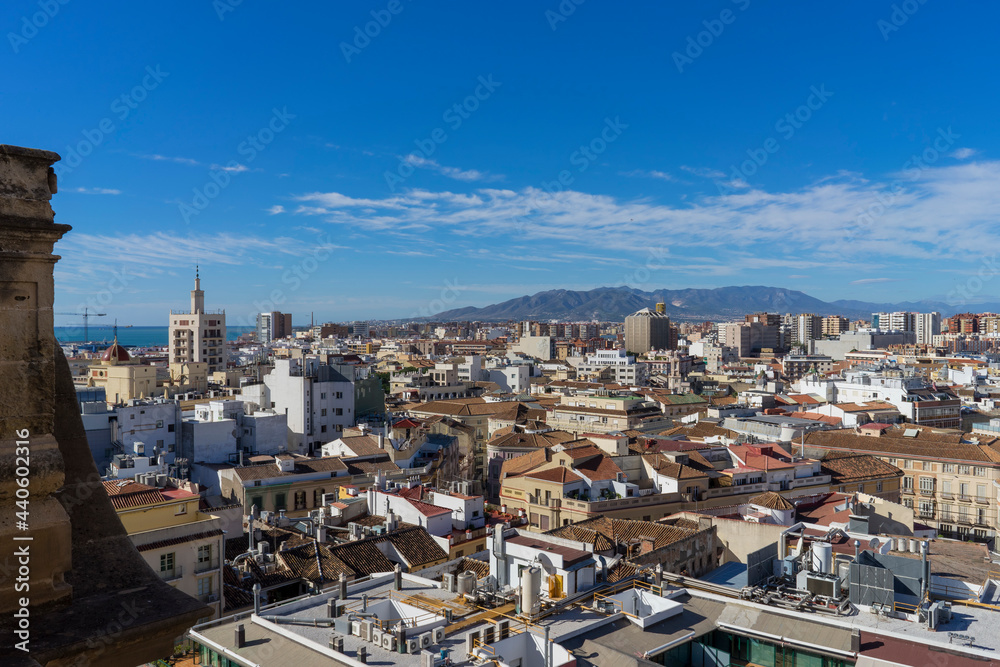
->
left=242, top=356, right=356, bottom=455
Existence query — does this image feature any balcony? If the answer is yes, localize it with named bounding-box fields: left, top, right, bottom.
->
left=198, top=592, right=219, bottom=604
left=902, top=488, right=914, bottom=495
left=976, top=496, right=990, bottom=505
left=940, top=492, right=954, bottom=501
left=194, top=559, right=219, bottom=574
left=958, top=495, right=972, bottom=503
left=919, top=488, right=935, bottom=496
left=159, top=566, right=183, bottom=582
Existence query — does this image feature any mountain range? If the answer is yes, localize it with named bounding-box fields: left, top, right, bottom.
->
left=422, top=286, right=994, bottom=322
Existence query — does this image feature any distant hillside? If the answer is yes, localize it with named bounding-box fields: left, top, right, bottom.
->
left=421, top=285, right=987, bottom=322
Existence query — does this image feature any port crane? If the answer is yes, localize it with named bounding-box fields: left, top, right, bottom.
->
left=55, top=308, right=107, bottom=343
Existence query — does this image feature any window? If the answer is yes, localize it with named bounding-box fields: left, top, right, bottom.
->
left=922, top=461, right=931, bottom=471
left=175, top=503, right=187, bottom=515
left=974, top=467, right=987, bottom=477
left=959, top=465, right=971, bottom=476
left=160, top=552, right=175, bottom=572
left=275, top=493, right=286, bottom=511
left=876, top=481, right=883, bottom=493
left=857, top=484, right=864, bottom=492
left=902, top=476, right=913, bottom=491
left=472, top=510, right=480, bottom=517
left=314, top=489, right=325, bottom=507
left=321, top=408, right=327, bottom=417
left=321, top=425, right=327, bottom=433
left=250, top=496, right=263, bottom=511
left=294, top=491, right=306, bottom=510
left=197, top=576, right=212, bottom=597
left=887, top=458, right=897, bottom=466
left=976, top=484, right=987, bottom=502
left=919, top=501, right=934, bottom=518
left=902, top=497, right=913, bottom=509
left=335, top=408, right=343, bottom=416
left=198, top=544, right=212, bottom=565
left=321, top=393, right=326, bottom=399
left=156, top=420, right=164, bottom=428
left=943, top=463, right=955, bottom=473
left=919, top=477, right=934, bottom=493
left=336, top=392, right=343, bottom=399
left=168, top=423, right=175, bottom=432
left=130, top=414, right=135, bottom=420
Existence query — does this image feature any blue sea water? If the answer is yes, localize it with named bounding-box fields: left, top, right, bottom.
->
left=55, top=325, right=255, bottom=347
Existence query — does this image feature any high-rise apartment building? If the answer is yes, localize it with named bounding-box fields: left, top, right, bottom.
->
left=915, top=312, right=941, bottom=345
left=792, top=314, right=822, bottom=346
left=624, top=307, right=673, bottom=354
left=168, top=270, right=227, bottom=373
left=256, top=311, right=292, bottom=343
left=871, top=311, right=916, bottom=333
left=821, top=315, right=849, bottom=337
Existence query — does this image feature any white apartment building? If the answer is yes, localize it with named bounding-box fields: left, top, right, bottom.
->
left=112, top=398, right=181, bottom=460
left=574, top=348, right=649, bottom=385
left=168, top=270, right=227, bottom=373
left=242, top=356, right=356, bottom=455
left=872, top=311, right=916, bottom=333
left=796, top=368, right=961, bottom=429
left=915, top=312, right=942, bottom=345
left=179, top=399, right=287, bottom=465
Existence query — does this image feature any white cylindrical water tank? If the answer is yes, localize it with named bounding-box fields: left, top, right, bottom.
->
left=812, top=542, right=833, bottom=574
left=521, top=567, right=541, bottom=615
left=457, top=571, right=477, bottom=595
left=909, top=539, right=918, bottom=554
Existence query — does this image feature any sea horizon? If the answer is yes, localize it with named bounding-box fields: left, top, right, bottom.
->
left=55, top=325, right=256, bottom=347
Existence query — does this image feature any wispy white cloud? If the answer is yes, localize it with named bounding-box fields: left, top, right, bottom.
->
left=402, top=155, right=502, bottom=182
left=680, top=165, right=726, bottom=179
left=291, top=160, right=1000, bottom=263
left=621, top=169, right=675, bottom=181
left=213, top=163, right=249, bottom=173
left=68, top=187, right=122, bottom=195
left=850, top=277, right=900, bottom=285
left=133, top=153, right=202, bottom=166
left=267, top=205, right=286, bottom=215
left=951, top=147, right=977, bottom=160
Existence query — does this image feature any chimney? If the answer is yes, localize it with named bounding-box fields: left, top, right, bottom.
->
left=235, top=624, right=245, bottom=649
left=378, top=433, right=385, bottom=449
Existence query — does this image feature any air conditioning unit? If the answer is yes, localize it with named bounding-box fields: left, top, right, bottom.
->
left=442, top=573, right=456, bottom=592
left=351, top=621, right=361, bottom=636
left=420, top=631, right=432, bottom=648
left=406, top=638, right=420, bottom=654
left=382, top=634, right=395, bottom=651
left=207, top=593, right=219, bottom=603
left=360, top=621, right=373, bottom=642
left=433, top=627, right=445, bottom=644
left=371, top=629, right=383, bottom=646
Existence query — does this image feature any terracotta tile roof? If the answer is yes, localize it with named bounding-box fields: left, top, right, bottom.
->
left=748, top=491, right=794, bottom=511
left=277, top=541, right=353, bottom=581
left=410, top=399, right=516, bottom=417
left=607, top=560, right=640, bottom=583
left=572, top=455, right=623, bottom=481
left=135, top=529, right=223, bottom=553
left=643, top=453, right=709, bottom=480
left=500, top=448, right=551, bottom=478
left=788, top=411, right=842, bottom=426
left=233, top=455, right=349, bottom=482
left=544, top=524, right=615, bottom=552
left=561, top=443, right=605, bottom=459
left=522, top=466, right=583, bottom=484
left=327, top=538, right=395, bottom=575
left=657, top=421, right=734, bottom=439
left=375, top=526, right=448, bottom=568
left=569, top=517, right=698, bottom=552
left=102, top=479, right=171, bottom=509
left=487, top=429, right=578, bottom=450
left=455, top=557, right=489, bottom=578
left=820, top=452, right=903, bottom=484
left=405, top=498, right=453, bottom=517
left=805, top=427, right=1000, bottom=464
left=336, top=434, right=385, bottom=457
left=343, top=456, right=400, bottom=475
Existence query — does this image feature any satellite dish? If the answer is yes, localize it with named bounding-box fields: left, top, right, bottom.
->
left=868, top=538, right=880, bottom=550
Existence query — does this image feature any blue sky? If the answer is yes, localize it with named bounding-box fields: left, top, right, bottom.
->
left=4, top=1, right=1000, bottom=325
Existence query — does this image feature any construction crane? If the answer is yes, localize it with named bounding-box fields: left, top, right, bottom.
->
left=55, top=308, right=107, bottom=343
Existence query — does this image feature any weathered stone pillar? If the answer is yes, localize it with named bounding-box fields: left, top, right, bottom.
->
left=0, top=145, right=209, bottom=667
left=0, top=145, right=74, bottom=613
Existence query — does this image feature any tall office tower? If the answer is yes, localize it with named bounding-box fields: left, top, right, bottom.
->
left=624, top=307, right=673, bottom=354
left=168, top=268, right=227, bottom=373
